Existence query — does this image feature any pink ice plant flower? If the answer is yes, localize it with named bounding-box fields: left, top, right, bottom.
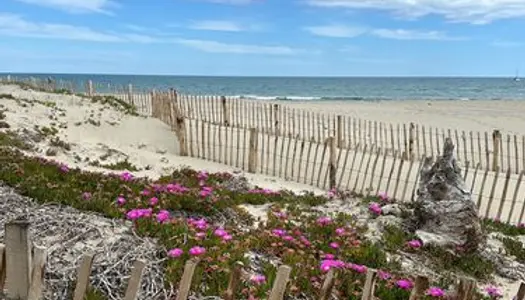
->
left=59, top=163, right=69, bottom=173
left=199, top=186, right=213, bottom=198
left=329, top=242, right=340, bottom=249
left=116, top=196, right=126, bottom=206
left=396, top=279, right=414, bottom=290
left=168, top=248, right=183, bottom=258
left=166, top=183, right=189, bottom=194
left=272, top=229, right=286, bottom=237
left=327, top=188, right=336, bottom=199
left=81, top=192, right=92, bottom=201
left=156, top=210, right=170, bottom=223
left=349, top=264, right=367, bottom=274
left=407, top=239, right=423, bottom=249
left=189, top=246, right=206, bottom=256
left=149, top=197, right=159, bottom=206
left=377, top=191, right=389, bottom=202
left=378, top=270, right=392, bottom=280
left=316, top=216, right=332, bottom=226
left=126, top=208, right=152, bottom=220
left=214, top=228, right=228, bottom=238
left=250, top=274, right=266, bottom=285
left=368, top=202, right=382, bottom=215
left=120, top=172, right=134, bottom=181
left=320, top=259, right=346, bottom=272
left=426, top=287, right=445, bottom=297
left=335, top=227, right=345, bottom=236
left=222, top=234, right=233, bottom=241
left=484, top=285, right=503, bottom=299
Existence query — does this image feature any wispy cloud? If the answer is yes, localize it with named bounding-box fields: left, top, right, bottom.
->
left=188, top=20, right=249, bottom=32
left=195, top=0, right=257, bottom=4
left=15, top=0, right=117, bottom=14
left=303, top=24, right=366, bottom=38
left=305, top=23, right=461, bottom=41
left=371, top=29, right=462, bottom=41
left=0, top=14, right=295, bottom=55
left=175, top=39, right=296, bottom=55
left=304, top=0, right=525, bottom=24
left=491, top=40, right=524, bottom=48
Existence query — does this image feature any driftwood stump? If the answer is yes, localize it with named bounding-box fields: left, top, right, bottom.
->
left=414, top=138, right=484, bottom=252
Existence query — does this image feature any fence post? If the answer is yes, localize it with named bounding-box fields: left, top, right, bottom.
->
left=408, top=275, right=429, bottom=300
left=319, top=268, right=336, bottom=300
left=123, top=260, right=146, bottom=300
left=127, top=84, right=134, bottom=106
left=409, top=122, right=415, bottom=159
left=336, top=115, right=343, bottom=148
left=492, top=130, right=501, bottom=171
left=328, top=136, right=337, bottom=189
left=516, top=282, right=525, bottom=300
left=0, top=244, right=6, bottom=292
left=455, top=278, right=476, bottom=300
left=87, top=80, right=94, bottom=97
left=248, top=128, right=259, bottom=173
left=361, top=268, right=377, bottom=300
left=175, top=259, right=198, bottom=300
left=5, top=219, right=32, bottom=300
left=268, top=265, right=292, bottom=300
left=27, top=246, right=47, bottom=300
left=273, top=104, right=280, bottom=135
left=221, top=96, right=230, bottom=126
left=223, top=262, right=243, bottom=300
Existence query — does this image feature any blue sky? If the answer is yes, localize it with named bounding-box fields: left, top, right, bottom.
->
left=0, top=0, right=525, bottom=76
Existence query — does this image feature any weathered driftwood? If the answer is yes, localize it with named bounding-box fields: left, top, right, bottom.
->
left=414, top=138, right=484, bottom=252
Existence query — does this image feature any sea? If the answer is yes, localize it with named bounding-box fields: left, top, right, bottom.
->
left=2, top=73, right=525, bottom=101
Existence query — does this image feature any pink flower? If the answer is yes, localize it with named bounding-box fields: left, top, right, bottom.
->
left=320, top=259, right=345, bottom=272
left=378, top=270, right=391, bottom=280
left=335, top=228, right=345, bottom=236
left=329, top=242, right=339, bottom=249
left=324, top=254, right=335, bottom=260
left=222, top=234, right=233, bottom=241
left=189, top=246, right=206, bottom=256
left=166, top=183, right=189, bottom=194
left=116, top=196, right=126, bottom=206
left=199, top=186, right=213, bottom=198
left=196, top=232, right=206, bottom=239
left=140, top=189, right=151, bottom=196
left=484, top=285, right=503, bottom=299
left=149, top=197, right=159, bottom=206
left=59, top=164, right=69, bottom=173
left=81, top=192, right=92, bottom=201
left=168, top=248, right=183, bottom=258
left=197, top=171, right=209, bottom=182
left=214, top=228, right=228, bottom=238
left=327, top=188, right=336, bottom=199
left=349, top=264, right=367, bottom=274
left=407, top=239, right=422, bottom=249
left=127, top=208, right=153, bottom=220
left=378, top=191, right=389, bottom=202
left=272, top=229, right=286, bottom=237
left=300, top=236, right=311, bottom=247
left=190, top=218, right=209, bottom=231
left=426, top=287, right=445, bottom=297
left=316, top=216, right=332, bottom=226
left=156, top=210, right=170, bottom=223
left=368, top=202, right=382, bottom=215
left=250, top=274, right=266, bottom=285
left=396, top=279, right=414, bottom=290
left=282, top=235, right=294, bottom=241
left=120, top=172, right=133, bottom=181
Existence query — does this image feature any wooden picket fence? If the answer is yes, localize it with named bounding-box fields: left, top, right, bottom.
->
left=1, top=76, right=524, bottom=175
left=5, top=77, right=525, bottom=225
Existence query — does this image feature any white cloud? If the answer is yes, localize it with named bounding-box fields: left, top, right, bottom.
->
left=0, top=13, right=162, bottom=42
left=304, top=0, right=525, bottom=24
left=15, top=0, right=116, bottom=14
left=197, top=0, right=256, bottom=4
left=304, top=24, right=366, bottom=38
left=371, top=29, right=462, bottom=40
left=188, top=20, right=245, bottom=32
left=175, top=39, right=296, bottom=55
left=304, top=23, right=460, bottom=41
left=0, top=14, right=296, bottom=55
left=491, top=40, right=524, bottom=48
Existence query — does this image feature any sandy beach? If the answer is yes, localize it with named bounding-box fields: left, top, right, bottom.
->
left=2, top=83, right=525, bottom=298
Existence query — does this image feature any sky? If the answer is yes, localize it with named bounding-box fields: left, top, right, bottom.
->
left=0, top=0, right=525, bottom=77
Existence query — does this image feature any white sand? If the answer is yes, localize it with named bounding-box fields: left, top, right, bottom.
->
left=0, top=84, right=324, bottom=195
left=1, top=85, right=523, bottom=298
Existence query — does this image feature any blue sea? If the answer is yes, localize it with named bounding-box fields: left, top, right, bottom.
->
left=2, top=73, right=525, bottom=101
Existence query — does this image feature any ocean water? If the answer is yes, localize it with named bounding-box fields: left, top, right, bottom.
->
left=2, top=73, right=525, bottom=101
